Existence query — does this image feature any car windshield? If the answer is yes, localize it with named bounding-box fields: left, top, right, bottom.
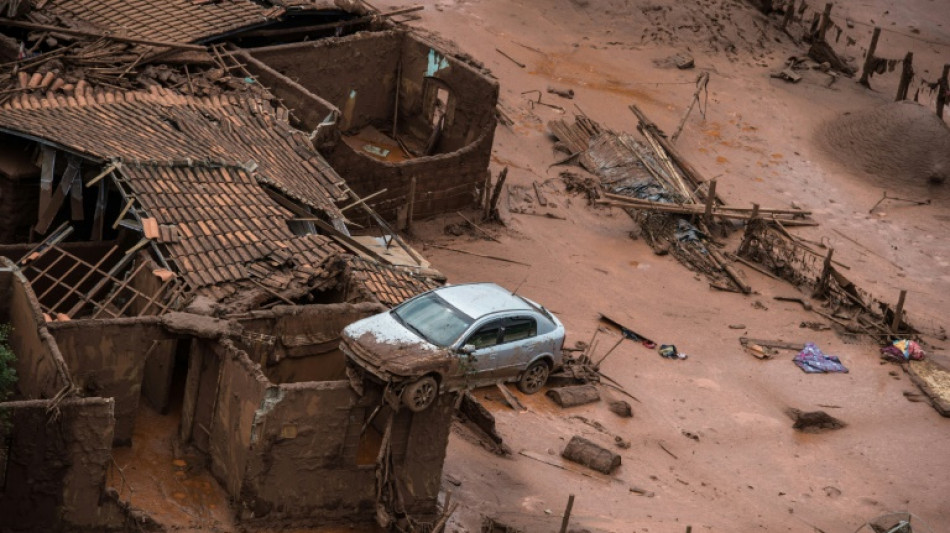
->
left=392, top=292, right=474, bottom=348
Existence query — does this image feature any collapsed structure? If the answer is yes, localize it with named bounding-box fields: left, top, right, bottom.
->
left=0, top=1, right=498, bottom=530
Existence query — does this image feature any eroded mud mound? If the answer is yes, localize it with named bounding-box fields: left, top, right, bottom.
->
left=817, top=101, right=950, bottom=185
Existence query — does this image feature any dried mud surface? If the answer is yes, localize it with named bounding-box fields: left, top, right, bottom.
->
left=385, top=0, right=950, bottom=532
left=817, top=101, right=950, bottom=184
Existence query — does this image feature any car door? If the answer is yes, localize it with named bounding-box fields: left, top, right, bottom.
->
left=491, top=316, right=538, bottom=381
left=454, top=319, right=504, bottom=387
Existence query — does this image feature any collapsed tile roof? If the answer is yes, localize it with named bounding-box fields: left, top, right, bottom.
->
left=119, top=162, right=342, bottom=291
left=31, top=0, right=283, bottom=44
left=345, top=256, right=442, bottom=307
left=0, top=87, right=345, bottom=217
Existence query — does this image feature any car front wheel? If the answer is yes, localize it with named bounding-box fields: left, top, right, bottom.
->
left=517, top=361, right=550, bottom=394
left=402, top=376, right=438, bottom=412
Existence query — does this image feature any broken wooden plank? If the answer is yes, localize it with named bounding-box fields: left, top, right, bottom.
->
left=495, top=381, right=527, bottom=412
left=426, top=244, right=530, bottom=266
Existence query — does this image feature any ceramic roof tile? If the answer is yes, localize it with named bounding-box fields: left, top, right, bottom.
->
left=37, top=0, right=282, bottom=44
left=0, top=90, right=344, bottom=218
left=345, top=257, right=443, bottom=308
left=118, top=163, right=343, bottom=290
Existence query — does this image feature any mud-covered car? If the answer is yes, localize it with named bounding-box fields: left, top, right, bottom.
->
left=342, top=282, right=565, bottom=411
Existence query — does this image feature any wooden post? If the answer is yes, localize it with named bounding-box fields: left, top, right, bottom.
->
left=704, top=179, right=717, bottom=226
left=859, top=27, right=882, bottom=88
left=936, top=64, right=950, bottom=119
left=672, top=72, right=710, bottom=144
left=559, top=494, right=575, bottom=533
left=406, top=177, right=416, bottom=233
left=891, top=289, right=907, bottom=333
left=782, top=0, right=796, bottom=30
left=482, top=171, right=492, bottom=219
left=895, top=52, right=914, bottom=101
left=488, top=167, right=508, bottom=221
left=818, top=3, right=833, bottom=42
left=750, top=203, right=760, bottom=220
left=814, top=247, right=834, bottom=296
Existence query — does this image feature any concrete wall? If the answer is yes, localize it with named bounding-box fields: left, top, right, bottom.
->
left=0, top=397, right=118, bottom=532
left=247, top=30, right=498, bottom=223
left=0, top=263, right=73, bottom=399
left=48, top=317, right=168, bottom=445
left=237, top=302, right=385, bottom=384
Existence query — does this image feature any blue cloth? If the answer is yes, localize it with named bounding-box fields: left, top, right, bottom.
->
left=794, top=343, right=848, bottom=373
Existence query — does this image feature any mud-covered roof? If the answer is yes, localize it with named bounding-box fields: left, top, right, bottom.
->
left=30, top=0, right=283, bottom=44
left=0, top=87, right=345, bottom=218
left=120, top=162, right=343, bottom=290
left=346, top=256, right=443, bottom=308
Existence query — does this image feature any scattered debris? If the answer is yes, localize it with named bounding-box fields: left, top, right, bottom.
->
left=547, top=85, right=575, bottom=99
left=547, top=385, right=601, bottom=407
left=770, top=68, right=802, bottom=83
left=800, top=321, right=831, bottom=331
left=608, top=400, right=632, bottom=418
left=561, top=435, right=621, bottom=475
left=495, top=47, right=526, bottom=68
left=794, top=343, right=848, bottom=373
left=868, top=191, right=931, bottom=213
left=880, top=339, right=926, bottom=363
left=787, top=408, right=846, bottom=433
left=658, top=344, right=687, bottom=360
left=629, top=486, right=655, bottom=497
left=483, top=517, right=524, bottom=533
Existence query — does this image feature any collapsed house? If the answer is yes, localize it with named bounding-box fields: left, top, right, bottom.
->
left=0, top=1, right=497, bottom=530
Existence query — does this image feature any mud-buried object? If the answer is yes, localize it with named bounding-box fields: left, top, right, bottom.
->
left=546, top=384, right=600, bottom=407
left=561, top=435, right=621, bottom=474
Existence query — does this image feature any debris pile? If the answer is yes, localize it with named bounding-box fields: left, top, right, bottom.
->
left=549, top=109, right=813, bottom=294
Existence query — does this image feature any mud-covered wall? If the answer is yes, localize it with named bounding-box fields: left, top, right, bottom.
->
left=393, top=393, right=456, bottom=514
left=237, top=302, right=385, bottom=384
left=238, top=51, right=338, bottom=134
left=240, top=382, right=454, bottom=523
left=48, top=318, right=167, bottom=445
left=205, top=339, right=269, bottom=497
left=240, top=381, right=377, bottom=521
left=249, top=32, right=401, bottom=133
left=127, top=253, right=179, bottom=413
left=0, top=263, right=72, bottom=399
left=397, top=35, right=499, bottom=154
left=247, top=31, right=498, bottom=223
left=0, top=397, right=117, bottom=532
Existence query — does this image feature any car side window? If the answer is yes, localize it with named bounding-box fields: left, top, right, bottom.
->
left=501, top=318, right=536, bottom=344
left=466, top=323, right=502, bottom=349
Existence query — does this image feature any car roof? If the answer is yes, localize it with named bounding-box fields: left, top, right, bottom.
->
left=433, top=282, right=533, bottom=319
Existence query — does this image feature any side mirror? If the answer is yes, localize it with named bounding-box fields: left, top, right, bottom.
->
left=458, top=345, right=475, bottom=355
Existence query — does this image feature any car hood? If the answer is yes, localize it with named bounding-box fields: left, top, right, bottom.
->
left=343, top=312, right=451, bottom=376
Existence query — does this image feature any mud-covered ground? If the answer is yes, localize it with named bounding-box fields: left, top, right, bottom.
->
left=381, top=0, right=950, bottom=531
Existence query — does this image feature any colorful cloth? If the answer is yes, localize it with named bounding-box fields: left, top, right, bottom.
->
left=794, top=343, right=848, bottom=373
left=880, top=339, right=926, bottom=363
